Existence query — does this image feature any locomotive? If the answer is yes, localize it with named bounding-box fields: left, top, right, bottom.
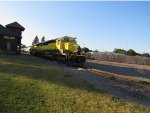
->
left=30, top=36, right=86, bottom=65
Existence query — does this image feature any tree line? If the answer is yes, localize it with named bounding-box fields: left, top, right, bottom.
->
left=32, top=36, right=45, bottom=45
left=113, top=48, right=150, bottom=57
left=81, top=47, right=99, bottom=53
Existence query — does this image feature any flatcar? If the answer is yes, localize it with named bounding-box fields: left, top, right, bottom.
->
left=30, top=36, right=86, bottom=65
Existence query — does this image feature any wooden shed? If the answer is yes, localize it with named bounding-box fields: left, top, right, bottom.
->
left=0, top=22, right=25, bottom=54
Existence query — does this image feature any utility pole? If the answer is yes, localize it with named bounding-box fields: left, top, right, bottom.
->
left=125, top=41, right=128, bottom=64
left=126, top=41, right=128, bottom=55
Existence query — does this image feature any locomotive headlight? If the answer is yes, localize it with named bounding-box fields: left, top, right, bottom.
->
left=74, top=50, right=78, bottom=53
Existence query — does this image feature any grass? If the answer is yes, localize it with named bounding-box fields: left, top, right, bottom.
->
left=0, top=55, right=150, bottom=113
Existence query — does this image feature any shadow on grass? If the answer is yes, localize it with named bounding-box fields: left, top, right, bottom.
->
left=0, top=73, right=52, bottom=112
left=0, top=55, right=150, bottom=109
left=0, top=56, right=99, bottom=112
left=0, top=56, right=99, bottom=93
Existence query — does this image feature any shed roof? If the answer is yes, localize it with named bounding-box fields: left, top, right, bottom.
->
left=6, top=22, right=25, bottom=31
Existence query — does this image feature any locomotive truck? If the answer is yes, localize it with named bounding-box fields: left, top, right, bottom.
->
left=30, top=36, right=86, bottom=65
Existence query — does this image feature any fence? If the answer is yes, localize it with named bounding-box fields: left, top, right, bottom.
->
left=86, top=52, right=150, bottom=65
left=86, top=52, right=150, bottom=77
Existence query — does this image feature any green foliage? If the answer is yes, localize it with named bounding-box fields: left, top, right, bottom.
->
left=113, top=48, right=126, bottom=54
left=82, top=47, right=90, bottom=53
left=141, top=53, right=150, bottom=57
left=32, top=36, right=39, bottom=45
left=137, top=53, right=142, bottom=56
left=113, top=48, right=150, bottom=57
left=127, top=49, right=137, bottom=56
left=89, top=50, right=93, bottom=52
left=94, top=49, right=99, bottom=52
left=41, top=36, right=45, bottom=43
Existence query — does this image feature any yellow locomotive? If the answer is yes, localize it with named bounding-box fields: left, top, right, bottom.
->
left=30, top=36, right=86, bottom=65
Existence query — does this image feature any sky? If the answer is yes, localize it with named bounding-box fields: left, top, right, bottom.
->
left=0, top=1, right=150, bottom=53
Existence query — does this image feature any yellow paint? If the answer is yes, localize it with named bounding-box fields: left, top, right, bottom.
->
left=31, top=36, right=79, bottom=53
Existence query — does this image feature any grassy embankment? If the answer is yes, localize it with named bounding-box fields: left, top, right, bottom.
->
left=0, top=55, right=150, bottom=113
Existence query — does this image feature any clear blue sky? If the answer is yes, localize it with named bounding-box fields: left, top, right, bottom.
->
left=0, top=1, right=150, bottom=53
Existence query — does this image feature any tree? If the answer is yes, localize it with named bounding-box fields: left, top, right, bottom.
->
left=113, top=48, right=149, bottom=57
left=136, top=53, right=141, bottom=56
left=113, top=48, right=126, bottom=54
left=94, top=49, right=99, bottom=52
left=41, top=36, right=45, bottom=43
left=32, top=36, right=39, bottom=45
left=141, top=53, right=150, bottom=57
left=82, top=47, right=90, bottom=53
left=89, top=50, right=93, bottom=52
left=127, top=49, right=137, bottom=56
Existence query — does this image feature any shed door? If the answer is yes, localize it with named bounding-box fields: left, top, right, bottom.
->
left=7, top=43, right=11, bottom=51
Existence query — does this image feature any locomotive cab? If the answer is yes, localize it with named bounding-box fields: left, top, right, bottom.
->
left=57, top=36, right=78, bottom=53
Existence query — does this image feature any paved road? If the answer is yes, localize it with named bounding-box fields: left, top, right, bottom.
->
left=86, top=60, right=150, bottom=79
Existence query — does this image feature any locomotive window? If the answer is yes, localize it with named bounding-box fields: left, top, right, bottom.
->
left=64, top=38, right=69, bottom=42
left=69, top=39, right=76, bottom=43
